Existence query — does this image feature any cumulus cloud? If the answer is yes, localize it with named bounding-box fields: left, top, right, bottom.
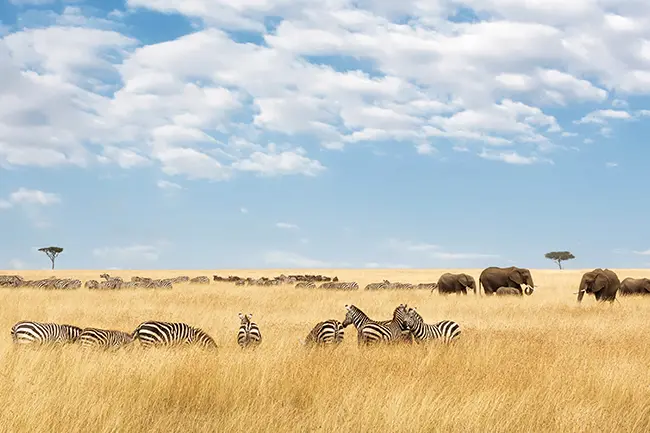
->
left=3, top=0, right=650, bottom=177
left=156, top=179, right=183, bottom=190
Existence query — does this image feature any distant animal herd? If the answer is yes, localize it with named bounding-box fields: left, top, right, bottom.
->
left=4, top=266, right=650, bottom=351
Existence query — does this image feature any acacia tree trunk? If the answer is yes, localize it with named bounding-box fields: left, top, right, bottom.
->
left=556, top=260, right=563, bottom=270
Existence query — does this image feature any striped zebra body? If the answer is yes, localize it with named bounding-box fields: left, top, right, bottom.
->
left=237, top=313, right=262, bottom=348
left=79, top=328, right=134, bottom=349
left=319, top=282, right=359, bottom=290
left=11, top=321, right=82, bottom=345
left=295, top=282, right=316, bottom=289
left=358, top=304, right=412, bottom=345
left=302, top=320, right=345, bottom=346
left=133, top=321, right=217, bottom=349
left=342, top=304, right=409, bottom=345
left=404, top=308, right=461, bottom=344
left=364, top=280, right=391, bottom=290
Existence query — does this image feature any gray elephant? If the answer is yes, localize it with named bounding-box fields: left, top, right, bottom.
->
left=435, top=273, right=477, bottom=295
left=495, top=286, right=532, bottom=296
left=619, top=277, right=650, bottom=296
left=479, top=266, right=535, bottom=296
left=577, top=268, right=620, bottom=303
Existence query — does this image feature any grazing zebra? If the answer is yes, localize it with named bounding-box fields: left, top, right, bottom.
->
left=357, top=304, right=412, bottom=345
left=300, top=319, right=345, bottom=346
left=79, top=327, right=134, bottom=350
left=132, top=321, right=217, bottom=349
left=189, top=276, right=210, bottom=284
left=295, top=282, right=316, bottom=289
left=342, top=304, right=411, bottom=345
left=11, top=321, right=82, bottom=345
left=237, top=313, right=262, bottom=348
left=319, top=281, right=359, bottom=290
left=364, top=280, right=391, bottom=290
left=417, top=282, right=438, bottom=292
left=403, top=307, right=461, bottom=344
left=84, top=279, right=99, bottom=289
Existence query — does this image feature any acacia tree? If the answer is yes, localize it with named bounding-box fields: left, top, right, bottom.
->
left=544, top=251, right=575, bottom=270
left=38, top=246, right=63, bottom=270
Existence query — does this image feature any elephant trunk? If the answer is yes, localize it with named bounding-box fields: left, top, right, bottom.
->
left=577, top=288, right=586, bottom=303
left=523, top=285, right=533, bottom=296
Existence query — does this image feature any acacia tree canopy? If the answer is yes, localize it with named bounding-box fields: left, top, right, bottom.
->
left=38, top=246, right=64, bottom=270
left=544, top=251, right=575, bottom=270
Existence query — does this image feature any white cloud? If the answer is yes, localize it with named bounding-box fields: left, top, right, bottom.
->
left=605, top=161, right=618, bottom=167
left=240, top=207, right=248, bottom=214
left=4, top=0, right=650, bottom=177
left=0, top=199, right=12, bottom=209
left=386, top=237, right=499, bottom=261
left=156, top=179, right=183, bottom=190
left=276, top=222, right=299, bottom=229
left=6, top=188, right=61, bottom=206
left=92, top=244, right=162, bottom=263
left=632, top=249, right=650, bottom=256
left=264, top=251, right=334, bottom=268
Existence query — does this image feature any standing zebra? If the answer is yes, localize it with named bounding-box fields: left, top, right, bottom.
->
left=11, top=321, right=82, bottom=345
left=300, top=319, right=345, bottom=346
left=403, top=307, right=461, bottom=344
left=357, top=304, right=412, bottom=345
left=237, top=313, right=262, bottom=348
left=78, top=327, right=134, bottom=350
left=132, top=321, right=217, bottom=349
left=342, top=304, right=411, bottom=345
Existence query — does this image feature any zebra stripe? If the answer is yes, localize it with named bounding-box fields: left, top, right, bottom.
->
left=404, top=307, right=461, bottom=344
left=301, top=320, right=345, bottom=346
left=11, top=321, right=82, bottom=345
left=364, top=280, right=391, bottom=290
left=132, top=321, right=217, bottom=349
left=319, top=282, right=359, bottom=290
left=358, top=304, right=412, bottom=345
left=237, top=313, right=262, bottom=348
left=78, top=327, right=134, bottom=349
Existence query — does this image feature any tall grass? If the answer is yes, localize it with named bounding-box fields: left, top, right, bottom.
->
left=1, top=269, right=649, bottom=432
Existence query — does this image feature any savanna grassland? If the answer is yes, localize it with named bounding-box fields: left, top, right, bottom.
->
left=1, top=268, right=649, bottom=433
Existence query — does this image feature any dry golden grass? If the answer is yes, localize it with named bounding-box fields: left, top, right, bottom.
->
left=1, top=268, right=650, bottom=433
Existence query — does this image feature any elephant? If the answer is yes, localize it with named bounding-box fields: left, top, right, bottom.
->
left=618, top=277, right=650, bottom=296
left=495, top=287, right=520, bottom=296
left=478, top=266, right=535, bottom=296
left=435, top=273, right=477, bottom=295
left=577, top=268, right=620, bottom=303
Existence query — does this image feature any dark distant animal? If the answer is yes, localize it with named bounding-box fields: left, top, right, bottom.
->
left=11, top=321, right=82, bottom=345
left=495, top=286, right=525, bottom=296
left=479, top=266, right=535, bottom=296
left=300, top=320, right=345, bottom=346
left=577, top=269, right=620, bottom=303
left=436, top=273, right=477, bottom=295
left=237, top=313, right=262, bottom=348
left=619, top=277, right=650, bottom=296
left=132, top=321, right=217, bottom=349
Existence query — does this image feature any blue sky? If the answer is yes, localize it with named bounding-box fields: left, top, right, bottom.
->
left=1, top=0, right=650, bottom=270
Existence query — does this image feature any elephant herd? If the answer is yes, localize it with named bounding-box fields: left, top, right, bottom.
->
left=433, top=266, right=535, bottom=297
left=433, top=266, right=650, bottom=302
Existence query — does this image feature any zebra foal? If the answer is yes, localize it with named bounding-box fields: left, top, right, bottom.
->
left=11, top=321, right=82, bottom=345
left=300, top=319, right=344, bottom=346
left=132, top=321, right=217, bottom=349
left=237, top=313, right=262, bottom=348
left=404, top=307, right=461, bottom=344
left=78, top=327, right=134, bottom=350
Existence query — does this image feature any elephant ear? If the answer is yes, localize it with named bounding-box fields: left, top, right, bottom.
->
left=644, top=279, right=650, bottom=292
left=509, top=270, right=524, bottom=285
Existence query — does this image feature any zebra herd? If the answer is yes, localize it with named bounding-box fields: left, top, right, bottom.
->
left=10, top=304, right=459, bottom=351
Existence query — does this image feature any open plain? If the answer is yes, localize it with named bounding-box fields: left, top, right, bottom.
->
left=1, top=268, right=649, bottom=433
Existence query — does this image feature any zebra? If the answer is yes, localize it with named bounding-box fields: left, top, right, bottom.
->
left=364, top=280, right=391, bottom=290
left=11, top=321, right=82, bottom=345
left=403, top=307, right=461, bottom=344
left=295, top=282, right=316, bottom=289
left=189, top=276, right=210, bottom=284
left=132, top=321, right=217, bottom=349
left=319, top=281, right=359, bottom=290
left=237, top=313, right=262, bottom=348
left=78, top=327, right=134, bottom=350
left=357, top=304, right=412, bottom=345
left=85, top=279, right=99, bottom=289
left=342, top=304, right=411, bottom=345
left=417, top=282, right=438, bottom=292
left=300, top=319, right=344, bottom=346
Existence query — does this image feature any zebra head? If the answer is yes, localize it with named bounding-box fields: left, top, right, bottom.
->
left=393, top=304, right=409, bottom=330
left=404, top=307, right=424, bottom=330
left=342, top=304, right=361, bottom=327
left=238, top=312, right=252, bottom=325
